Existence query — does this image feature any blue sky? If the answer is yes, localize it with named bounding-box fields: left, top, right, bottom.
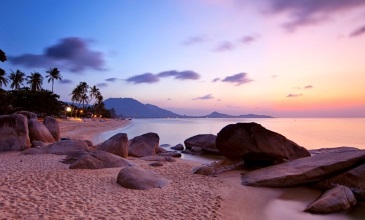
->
left=1, top=0, right=365, bottom=117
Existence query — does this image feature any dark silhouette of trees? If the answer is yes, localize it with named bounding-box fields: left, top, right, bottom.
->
left=46, top=67, right=62, bottom=93
left=0, top=68, right=8, bottom=88
left=26, top=72, right=43, bottom=91
left=9, top=70, right=25, bottom=90
left=0, top=49, right=6, bottom=62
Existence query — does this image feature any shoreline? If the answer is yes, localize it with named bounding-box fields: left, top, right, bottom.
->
left=0, top=119, right=364, bottom=219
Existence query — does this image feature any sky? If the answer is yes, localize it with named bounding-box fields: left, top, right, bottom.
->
left=1, top=0, right=365, bottom=117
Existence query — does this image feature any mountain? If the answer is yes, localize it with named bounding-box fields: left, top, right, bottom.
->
left=104, top=98, right=181, bottom=118
left=104, top=98, right=273, bottom=118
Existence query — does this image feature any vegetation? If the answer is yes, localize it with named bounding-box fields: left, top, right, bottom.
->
left=0, top=49, right=115, bottom=118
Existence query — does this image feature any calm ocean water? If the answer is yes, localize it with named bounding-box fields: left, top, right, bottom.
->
left=95, top=118, right=365, bottom=163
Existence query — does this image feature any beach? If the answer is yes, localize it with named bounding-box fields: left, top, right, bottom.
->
left=1, top=119, right=364, bottom=219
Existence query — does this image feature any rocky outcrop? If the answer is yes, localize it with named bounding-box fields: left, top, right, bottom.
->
left=157, top=151, right=181, bottom=157
left=96, top=133, right=128, bottom=158
left=22, top=139, right=92, bottom=155
left=314, top=163, right=365, bottom=200
left=304, top=185, right=357, bottom=214
left=28, top=118, right=55, bottom=143
left=184, top=134, right=219, bottom=154
left=117, top=167, right=170, bottom=190
left=216, top=122, right=310, bottom=165
left=241, top=150, right=365, bottom=187
left=140, top=155, right=176, bottom=162
left=309, top=146, right=360, bottom=156
left=0, top=114, right=31, bottom=151
left=128, top=133, right=159, bottom=157
left=43, top=116, right=60, bottom=142
left=14, top=111, right=37, bottom=119
left=66, top=150, right=135, bottom=169
left=193, top=159, right=244, bottom=176
left=171, top=144, right=184, bottom=151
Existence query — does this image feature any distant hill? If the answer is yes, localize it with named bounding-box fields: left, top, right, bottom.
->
left=104, top=98, right=181, bottom=118
left=104, top=98, right=273, bottom=118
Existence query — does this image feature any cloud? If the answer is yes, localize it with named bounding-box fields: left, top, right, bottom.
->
left=96, top=83, right=108, bottom=87
left=222, top=72, right=253, bottom=86
left=214, top=41, right=235, bottom=52
left=106, top=77, right=118, bottom=82
left=157, top=70, right=200, bottom=80
left=304, top=85, right=314, bottom=89
left=349, top=24, right=365, bottom=37
left=182, top=35, right=208, bottom=46
left=262, top=0, right=365, bottom=31
left=193, top=94, right=214, bottom=100
left=58, top=79, right=73, bottom=84
left=240, top=35, right=257, bottom=44
left=287, top=93, right=303, bottom=98
left=212, top=78, right=220, bottom=82
left=9, top=37, right=106, bottom=72
left=126, top=73, right=159, bottom=84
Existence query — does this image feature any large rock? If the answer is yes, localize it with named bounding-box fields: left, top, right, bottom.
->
left=28, top=118, right=55, bottom=143
left=128, top=132, right=159, bottom=157
left=0, top=114, right=31, bottom=151
left=241, top=150, right=365, bottom=187
left=22, top=140, right=92, bottom=155
left=14, top=111, right=37, bottom=119
left=43, top=116, right=60, bottom=142
left=117, top=167, right=170, bottom=190
left=140, top=155, right=176, bottom=162
left=314, top=163, right=365, bottom=200
left=304, top=185, right=357, bottom=214
left=193, top=159, right=245, bottom=176
left=68, top=151, right=135, bottom=169
left=216, top=122, right=310, bottom=165
left=96, top=133, right=128, bottom=158
left=184, top=134, right=218, bottom=154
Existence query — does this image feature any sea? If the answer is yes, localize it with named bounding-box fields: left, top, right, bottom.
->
left=95, top=118, right=365, bottom=163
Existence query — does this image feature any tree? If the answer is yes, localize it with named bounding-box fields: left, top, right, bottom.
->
left=46, top=67, right=62, bottom=93
left=89, top=85, right=100, bottom=103
left=9, top=70, right=25, bottom=90
left=0, top=49, right=6, bottom=62
left=26, top=72, right=43, bottom=91
left=0, top=68, right=9, bottom=88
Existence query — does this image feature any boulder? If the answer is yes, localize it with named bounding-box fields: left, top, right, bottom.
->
left=140, top=155, right=176, bottom=162
left=0, top=114, right=31, bottom=151
left=128, top=132, right=159, bottom=157
left=216, top=122, right=310, bottom=165
left=22, top=139, right=92, bottom=155
left=314, top=163, right=365, bottom=200
left=68, top=150, right=135, bottom=169
left=117, top=167, right=170, bottom=190
left=171, top=144, right=184, bottom=151
left=149, top=162, right=164, bottom=167
left=156, top=146, right=167, bottom=153
left=28, top=118, right=55, bottom=143
left=193, top=159, right=244, bottom=176
left=304, top=185, right=357, bottom=214
left=241, top=150, right=365, bottom=187
left=14, top=111, right=37, bottom=119
left=96, top=133, right=128, bottom=158
left=184, top=134, right=219, bottom=154
left=43, top=116, right=60, bottom=142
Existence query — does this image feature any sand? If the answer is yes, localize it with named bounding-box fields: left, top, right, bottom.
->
left=1, top=119, right=364, bottom=219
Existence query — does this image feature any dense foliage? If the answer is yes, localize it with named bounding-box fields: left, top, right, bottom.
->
left=0, top=49, right=115, bottom=118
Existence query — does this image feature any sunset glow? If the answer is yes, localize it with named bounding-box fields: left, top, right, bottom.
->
left=1, top=0, right=364, bottom=117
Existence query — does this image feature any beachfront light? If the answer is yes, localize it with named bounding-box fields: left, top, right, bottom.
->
left=66, top=107, right=71, bottom=112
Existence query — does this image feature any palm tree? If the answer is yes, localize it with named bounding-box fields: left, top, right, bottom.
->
left=45, top=67, right=62, bottom=93
left=9, top=70, right=25, bottom=90
left=0, top=49, right=6, bottom=62
left=89, top=85, right=100, bottom=103
left=0, top=68, right=9, bottom=88
left=26, top=72, right=43, bottom=91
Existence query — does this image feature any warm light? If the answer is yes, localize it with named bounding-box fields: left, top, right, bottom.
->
left=100, top=115, right=102, bottom=118
left=80, top=110, right=83, bottom=113
left=66, top=107, right=71, bottom=112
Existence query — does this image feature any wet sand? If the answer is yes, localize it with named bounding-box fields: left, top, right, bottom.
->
left=0, top=119, right=364, bottom=219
